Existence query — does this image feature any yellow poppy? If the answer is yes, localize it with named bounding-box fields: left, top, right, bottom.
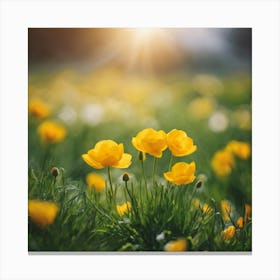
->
left=164, top=162, right=196, bottom=185
left=28, top=200, right=59, bottom=229
left=37, top=120, right=66, bottom=143
left=132, top=128, right=167, bottom=158
left=221, top=200, right=231, bottom=222
left=116, top=201, right=131, bottom=216
left=167, top=129, right=197, bottom=157
left=82, top=140, right=132, bottom=169
left=211, top=149, right=234, bottom=176
left=237, top=217, right=244, bottom=228
left=28, top=99, right=50, bottom=119
left=226, top=140, right=251, bottom=160
left=202, top=203, right=212, bottom=214
left=221, top=225, right=236, bottom=240
left=245, top=204, right=251, bottom=222
left=164, top=238, right=187, bottom=252
left=86, top=172, right=106, bottom=192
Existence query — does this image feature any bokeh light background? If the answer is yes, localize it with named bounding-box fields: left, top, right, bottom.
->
left=28, top=28, right=251, bottom=207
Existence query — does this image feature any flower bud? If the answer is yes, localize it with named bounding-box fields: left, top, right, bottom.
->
left=195, top=181, right=202, bottom=189
left=51, top=167, right=59, bottom=178
left=122, top=173, right=130, bottom=182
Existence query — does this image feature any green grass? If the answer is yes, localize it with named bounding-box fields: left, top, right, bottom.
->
left=28, top=69, right=252, bottom=252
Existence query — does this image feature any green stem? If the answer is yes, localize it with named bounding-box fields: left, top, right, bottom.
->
left=168, top=154, right=174, bottom=171
left=141, top=159, right=147, bottom=188
left=107, top=167, right=114, bottom=204
left=152, top=157, right=158, bottom=187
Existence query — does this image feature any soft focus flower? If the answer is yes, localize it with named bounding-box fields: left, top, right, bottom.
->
left=226, top=140, right=251, bottom=160
left=80, top=103, right=104, bottom=126
left=167, top=129, right=197, bottom=157
left=28, top=200, right=59, bottom=229
left=86, top=172, right=106, bottom=192
left=245, top=204, right=251, bottom=222
left=202, top=203, right=212, bottom=214
left=221, top=200, right=231, bottom=222
left=82, top=140, right=132, bottom=169
left=116, top=201, right=131, bottom=216
left=233, top=108, right=251, bottom=130
left=132, top=128, right=167, bottom=158
left=211, top=149, right=234, bottom=176
left=208, top=111, right=229, bottom=132
left=237, top=217, right=244, bottom=228
left=188, top=97, right=215, bottom=119
left=164, top=162, right=196, bottom=186
left=221, top=225, right=236, bottom=240
left=28, top=99, right=50, bottom=119
left=192, top=198, right=200, bottom=209
left=37, top=121, right=66, bottom=143
left=164, top=238, right=187, bottom=252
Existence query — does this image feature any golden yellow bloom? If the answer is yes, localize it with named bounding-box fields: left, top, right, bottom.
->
left=211, top=149, right=234, bottom=176
left=245, top=204, right=251, bottom=222
left=28, top=200, right=59, bottom=229
left=167, top=129, right=197, bottom=157
left=164, top=238, right=187, bottom=252
left=28, top=99, right=50, bottom=119
left=237, top=217, right=244, bottom=228
left=202, top=203, right=212, bottom=214
left=221, top=225, right=236, bottom=240
left=116, top=201, right=131, bottom=216
left=164, top=162, right=196, bottom=185
left=132, top=128, right=167, bottom=158
left=86, top=172, right=106, bottom=192
left=82, top=140, right=132, bottom=169
left=226, top=140, right=251, bottom=160
left=221, top=200, right=231, bottom=222
left=37, top=121, right=66, bottom=143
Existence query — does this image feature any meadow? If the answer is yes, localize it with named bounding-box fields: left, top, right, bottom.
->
left=28, top=64, right=251, bottom=252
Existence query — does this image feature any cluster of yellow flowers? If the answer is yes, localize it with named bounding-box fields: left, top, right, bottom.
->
left=220, top=200, right=251, bottom=241
left=29, top=99, right=67, bottom=144
left=82, top=128, right=197, bottom=186
left=82, top=128, right=197, bottom=217
left=211, top=140, right=250, bottom=176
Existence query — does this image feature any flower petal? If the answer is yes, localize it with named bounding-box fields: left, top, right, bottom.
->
left=82, top=154, right=104, bottom=169
left=112, top=153, right=132, bottom=168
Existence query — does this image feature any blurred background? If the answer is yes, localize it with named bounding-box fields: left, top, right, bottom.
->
left=28, top=28, right=251, bottom=205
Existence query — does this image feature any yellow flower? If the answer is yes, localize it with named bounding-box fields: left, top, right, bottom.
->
left=28, top=99, right=50, bottom=119
left=28, top=200, right=59, bottom=229
left=132, top=128, right=167, bottom=158
left=211, top=149, right=234, bottom=176
left=221, top=200, right=231, bottom=222
left=82, top=140, right=132, bottom=169
left=237, top=217, right=244, bottom=228
left=245, top=204, right=251, bottom=222
left=221, top=225, right=236, bottom=240
left=226, top=140, right=251, bottom=160
left=164, top=238, right=187, bottom=252
left=202, top=203, right=212, bottom=214
left=192, top=198, right=200, bottom=209
left=37, top=121, right=66, bottom=143
left=187, top=97, right=215, bottom=119
left=86, top=172, right=106, bottom=192
left=167, top=129, right=197, bottom=157
left=116, top=201, right=131, bottom=216
left=164, top=162, right=196, bottom=186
